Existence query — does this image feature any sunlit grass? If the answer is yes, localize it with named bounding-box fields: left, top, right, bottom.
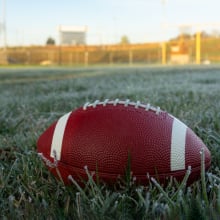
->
left=0, top=65, right=220, bottom=219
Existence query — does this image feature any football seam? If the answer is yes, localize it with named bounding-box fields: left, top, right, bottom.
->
left=44, top=157, right=211, bottom=178
left=83, top=99, right=161, bottom=115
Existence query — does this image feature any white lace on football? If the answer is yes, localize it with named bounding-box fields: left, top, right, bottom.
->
left=93, top=100, right=100, bottom=108
left=113, top=98, right=120, bottom=106
left=82, top=99, right=161, bottom=115
left=103, top=99, right=109, bottom=106
left=124, top=99, right=130, bottom=107
left=135, top=101, right=141, bottom=109
left=83, top=102, right=90, bottom=110
left=38, top=151, right=58, bottom=168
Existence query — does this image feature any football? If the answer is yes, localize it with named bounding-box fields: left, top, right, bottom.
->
left=37, top=99, right=211, bottom=185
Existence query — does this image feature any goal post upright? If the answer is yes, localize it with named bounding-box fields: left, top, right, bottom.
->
left=196, top=31, right=201, bottom=65
left=162, top=42, right=166, bottom=65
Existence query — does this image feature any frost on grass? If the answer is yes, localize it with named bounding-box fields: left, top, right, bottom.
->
left=0, top=66, right=220, bottom=219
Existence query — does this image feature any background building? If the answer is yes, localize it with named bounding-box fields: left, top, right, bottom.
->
left=59, top=26, right=87, bottom=45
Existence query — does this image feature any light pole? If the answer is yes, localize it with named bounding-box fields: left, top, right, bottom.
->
left=0, top=0, right=8, bottom=64
left=161, top=0, right=167, bottom=65
left=1, top=0, right=7, bottom=50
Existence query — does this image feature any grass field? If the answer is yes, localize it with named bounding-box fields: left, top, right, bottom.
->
left=0, top=65, right=220, bottom=219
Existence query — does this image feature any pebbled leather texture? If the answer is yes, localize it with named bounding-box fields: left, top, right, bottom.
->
left=37, top=101, right=211, bottom=185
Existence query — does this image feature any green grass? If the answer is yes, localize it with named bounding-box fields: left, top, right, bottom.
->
left=0, top=65, right=220, bottom=219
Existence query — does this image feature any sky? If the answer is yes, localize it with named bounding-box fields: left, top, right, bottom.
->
left=1, top=0, right=220, bottom=47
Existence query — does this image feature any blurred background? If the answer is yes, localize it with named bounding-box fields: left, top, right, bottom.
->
left=0, top=0, right=220, bottom=66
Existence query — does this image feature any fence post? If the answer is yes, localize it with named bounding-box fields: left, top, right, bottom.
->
left=84, top=51, right=89, bottom=66
left=129, top=50, right=133, bottom=65
left=58, top=46, right=62, bottom=65
left=26, top=50, right=31, bottom=65
left=48, top=51, right=54, bottom=64
left=109, top=52, right=113, bottom=65
left=69, top=52, right=73, bottom=65
left=162, top=42, right=166, bottom=65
